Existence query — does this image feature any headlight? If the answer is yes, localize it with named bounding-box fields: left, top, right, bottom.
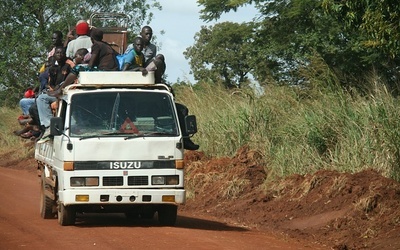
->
left=152, top=175, right=179, bottom=185
left=166, top=176, right=179, bottom=185
left=71, top=177, right=99, bottom=186
left=152, top=176, right=165, bottom=185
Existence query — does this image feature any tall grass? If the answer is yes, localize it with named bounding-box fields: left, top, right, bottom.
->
left=175, top=72, right=400, bottom=181
left=0, top=106, right=33, bottom=161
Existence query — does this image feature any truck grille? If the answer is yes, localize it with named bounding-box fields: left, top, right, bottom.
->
left=128, top=176, right=148, bottom=186
left=103, top=176, right=123, bottom=186
left=101, top=176, right=149, bottom=186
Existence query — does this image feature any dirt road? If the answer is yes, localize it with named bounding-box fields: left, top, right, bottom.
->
left=0, top=167, right=325, bottom=250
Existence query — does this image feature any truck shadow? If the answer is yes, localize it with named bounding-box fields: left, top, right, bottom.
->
left=176, top=215, right=248, bottom=232
left=74, top=213, right=248, bottom=232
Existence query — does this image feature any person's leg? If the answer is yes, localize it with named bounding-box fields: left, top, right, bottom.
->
left=19, top=98, right=35, bottom=116
left=145, top=57, right=166, bottom=83
left=36, top=93, right=57, bottom=128
left=153, top=58, right=165, bottom=83
left=29, top=103, right=40, bottom=126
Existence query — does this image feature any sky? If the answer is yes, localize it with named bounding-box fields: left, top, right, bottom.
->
left=148, top=1, right=259, bottom=83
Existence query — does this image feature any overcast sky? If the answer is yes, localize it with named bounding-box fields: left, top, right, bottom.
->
left=148, top=1, right=258, bottom=83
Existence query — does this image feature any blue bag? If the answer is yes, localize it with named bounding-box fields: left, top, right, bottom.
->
left=116, top=49, right=136, bottom=71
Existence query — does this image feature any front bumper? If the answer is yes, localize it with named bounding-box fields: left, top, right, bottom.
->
left=59, top=188, right=185, bottom=206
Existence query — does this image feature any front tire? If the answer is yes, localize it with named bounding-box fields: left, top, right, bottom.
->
left=58, top=203, right=76, bottom=226
left=40, top=178, right=56, bottom=219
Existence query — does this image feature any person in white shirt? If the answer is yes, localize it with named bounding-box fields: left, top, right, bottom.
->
left=66, top=21, right=93, bottom=59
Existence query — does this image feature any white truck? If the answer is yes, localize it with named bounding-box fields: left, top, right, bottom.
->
left=35, top=71, right=197, bottom=226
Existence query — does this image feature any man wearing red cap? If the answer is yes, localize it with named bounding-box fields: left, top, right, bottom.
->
left=66, top=21, right=93, bottom=59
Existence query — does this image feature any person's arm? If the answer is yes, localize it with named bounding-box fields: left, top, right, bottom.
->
left=121, top=50, right=135, bottom=71
left=88, top=52, right=98, bottom=68
left=46, top=72, right=78, bottom=97
left=88, top=42, right=99, bottom=68
left=66, top=40, right=75, bottom=58
left=61, top=73, right=78, bottom=88
left=122, top=63, right=131, bottom=71
left=131, top=67, right=148, bottom=76
left=64, top=29, right=75, bottom=47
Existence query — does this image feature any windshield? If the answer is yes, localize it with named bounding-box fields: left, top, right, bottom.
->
left=69, top=91, right=179, bottom=137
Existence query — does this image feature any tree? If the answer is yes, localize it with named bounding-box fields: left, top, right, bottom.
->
left=198, top=0, right=251, bottom=21
left=184, top=22, right=254, bottom=88
left=252, top=0, right=367, bottom=84
left=197, top=0, right=400, bottom=89
left=0, top=0, right=160, bottom=107
left=322, top=0, right=400, bottom=59
left=322, top=0, right=400, bottom=83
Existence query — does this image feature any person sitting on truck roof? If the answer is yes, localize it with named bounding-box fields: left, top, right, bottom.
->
left=38, top=31, right=64, bottom=74
left=38, top=56, right=56, bottom=93
left=47, top=31, right=64, bottom=59
left=46, top=28, right=117, bottom=97
left=125, top=26, right=165, bottom=82
left=88, top=28, right=119, bottom=71
left=36, top=46, right=72, bottom=139
left=121, top=36, right=147, bottom=74
left=66, top=21, right=93, bottom=59
left=47, top=48, right=92, bottom=97
left=126, top=26, right=156, bottom=66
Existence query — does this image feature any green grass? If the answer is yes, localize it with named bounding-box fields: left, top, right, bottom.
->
left=175, top=77, right=400, bottom=182
left=0, top=106, right=33, bottom=161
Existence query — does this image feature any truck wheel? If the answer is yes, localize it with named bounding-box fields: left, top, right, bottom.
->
left=157, top=205, right=177, bottom=226
left=58, top=203, right=76, bottom=226
left=40, top=180, right=56, bottom=219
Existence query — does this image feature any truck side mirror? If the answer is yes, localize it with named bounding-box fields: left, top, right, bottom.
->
left=184, top=115, right=197, bottom=135
left=50, top=117, right=63, bottom=136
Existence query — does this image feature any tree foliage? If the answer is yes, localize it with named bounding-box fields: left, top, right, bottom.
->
left=322, top=0, right=400, bottom=58
left=322, top=0, right=400, bottom=84
left=0, top=0, right=160, bottom=107
left=184, top=22, right=254, bottom=88
left=193, top=0, right=400, bottom=90
left=198, top=0, right=251, bottom=21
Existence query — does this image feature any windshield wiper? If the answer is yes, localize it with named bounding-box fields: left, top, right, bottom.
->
left=124, top=134, right=144, bottom=140
left=144, top=132, right=177, bottom=136
left=79, top=132, right=137, bottom=140
left=124, top=132, right=177, bottom=140
left=102, top=132, right=134, bottom=136
left=79, top=135, right=101, bottom=140
left=79, top=132, right=177, bottom=140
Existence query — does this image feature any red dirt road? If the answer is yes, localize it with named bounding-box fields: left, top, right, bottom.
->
left=0, top=167, right=325, bottom=250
